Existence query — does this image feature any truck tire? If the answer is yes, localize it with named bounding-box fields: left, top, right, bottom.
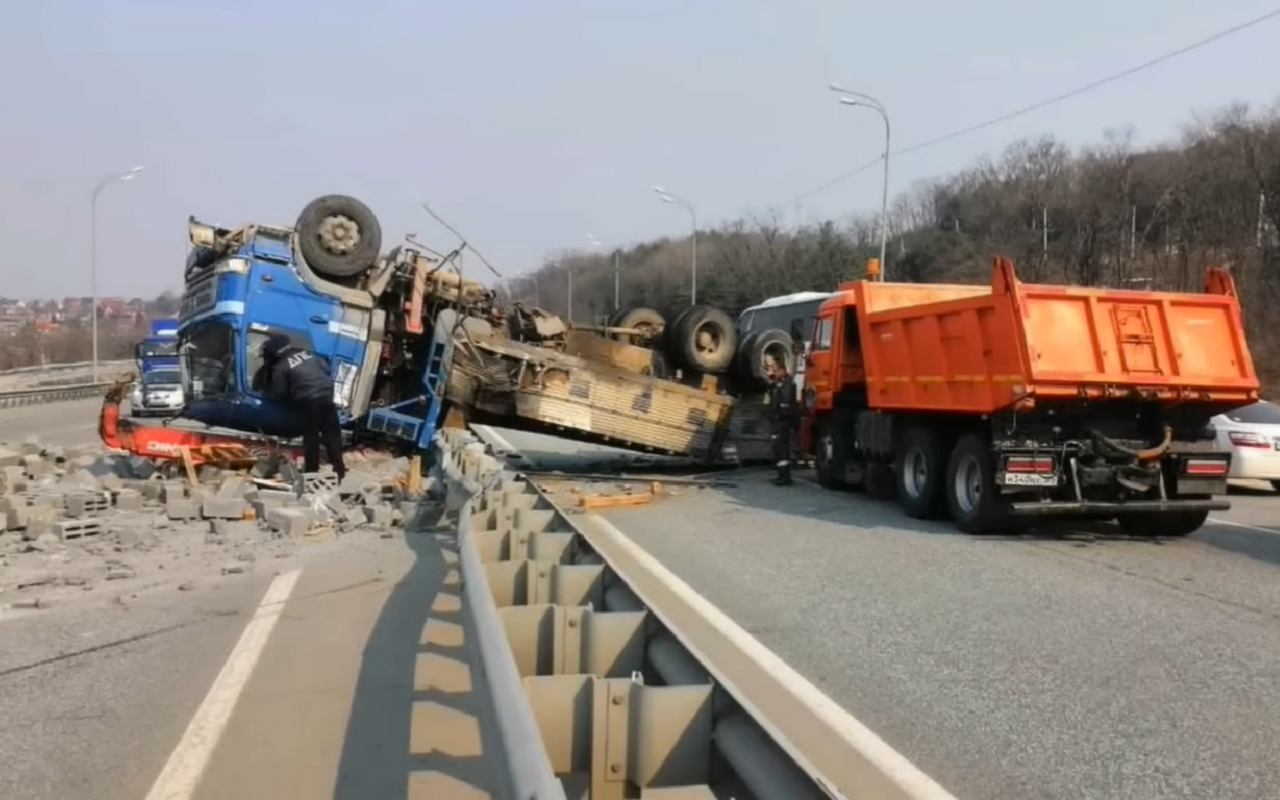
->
left=736, top=328, right=795, bottom=387
left=295, top=195, right=383, bottom=279
left=895, top=427, right=948, bottom=520
left=945, top=433, right=1011, bottom=534
left=668, top=305, right=737, bottom=374
left=1115, top=507, right=1210, bottom=537
left=609, top=307, right=665, bottom=346
left=814, top=416, right=847, bottom=488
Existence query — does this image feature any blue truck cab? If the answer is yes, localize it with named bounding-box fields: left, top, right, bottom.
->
left=136, top=319, right=180, bottom=376
left=176, top=195, right=470, bottom=449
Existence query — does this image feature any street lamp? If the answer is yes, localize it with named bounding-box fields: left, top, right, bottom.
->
left=652, top=186, right=698, bottom=305
left=90, top=165, right=145, bottom=382
left=587, top=233, right=622, bottom=312
left=829, top=84, right=890, bottom=281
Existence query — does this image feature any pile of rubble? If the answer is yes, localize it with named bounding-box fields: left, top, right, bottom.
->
left=0, top=438, right=431, bottom=612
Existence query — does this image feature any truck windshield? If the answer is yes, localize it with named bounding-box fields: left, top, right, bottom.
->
left=181, top=321, right=236, bottom=400
left=143, top=369, right=182, bottom=386
left=139, top=340, right=179, bottom=358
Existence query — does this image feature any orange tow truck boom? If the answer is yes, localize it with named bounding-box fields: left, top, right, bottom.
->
left=801, top=256, right=1259, bottom=536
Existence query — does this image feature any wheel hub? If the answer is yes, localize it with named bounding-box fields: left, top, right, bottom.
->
left=317, top=214, right=361, bottom=255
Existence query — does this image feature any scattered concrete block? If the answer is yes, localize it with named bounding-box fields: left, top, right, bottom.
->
left=61, top=469, right=100, bottom=491
left=2, top=465, right=26, bottom=494
left=65, top=492, right=110, bottom=518
left=161, top=481, right=187, bottom=503
left=166, top=498, right=199, bottom=520
left=304, top=472, right=339, bottom=494
left=54, top=518, right=103, bottom=542
left=124, top=480, right=164, bottom=502
left=266, top=507, right=314, bottom=537
left=217, top=476, right=247, bottom=499
left=114, top=488, right=143, bottom=511
left=0, top=446, right=23, bottom=467
left=100, top=473, right=124, bottom=493
left=363, top=504, right=394, bottom=526
left=21, top=437, right=43, bottom=456
left=23, top=454, right=53, bottom=477
left=202, top=497, right=247, bottom=520
left=338, top=470, right=378, bottom=497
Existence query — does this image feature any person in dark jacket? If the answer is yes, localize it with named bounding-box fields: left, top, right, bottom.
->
left=260, top=334, right=346, bottom=480
left=766, top=362, right=797, bottom=486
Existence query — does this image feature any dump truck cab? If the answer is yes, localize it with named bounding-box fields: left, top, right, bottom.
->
left=802, top=257, right=1260, bottom=536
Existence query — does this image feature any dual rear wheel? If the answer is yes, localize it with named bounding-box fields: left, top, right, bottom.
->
left=826, top=422, right=1209, bottom=537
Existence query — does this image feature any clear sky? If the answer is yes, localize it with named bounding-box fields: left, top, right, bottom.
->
left=2, top=0, right=1278, bottom=299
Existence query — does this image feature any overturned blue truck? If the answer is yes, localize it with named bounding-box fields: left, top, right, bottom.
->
left=170, top=195, right=771, bottom=463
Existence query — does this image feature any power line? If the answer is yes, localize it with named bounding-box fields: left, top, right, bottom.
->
left=792, top=6, right=1280, bottom=206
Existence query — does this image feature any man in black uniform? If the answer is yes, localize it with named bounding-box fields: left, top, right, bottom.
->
left=260, top=334, right=346, bottom=480
left=767, top=362, right=797, bottom=486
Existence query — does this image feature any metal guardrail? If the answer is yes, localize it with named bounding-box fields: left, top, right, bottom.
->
left=0, top=382, right=111, bottom=409
left=432, top=427, right=958, bottom=800
left=0, top=359, right=132, bottom=377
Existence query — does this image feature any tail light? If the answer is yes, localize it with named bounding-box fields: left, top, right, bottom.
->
left=1183, top=458, right=1229, bottom=476
left=1228, top=431, right=1270, bottom=448
left=1004, top=455, right=1055, bottom=473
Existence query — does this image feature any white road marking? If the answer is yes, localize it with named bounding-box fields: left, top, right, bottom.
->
left=1208, top=517, right=1280, bottom=535
left=143, top=569, right=302, bottom=800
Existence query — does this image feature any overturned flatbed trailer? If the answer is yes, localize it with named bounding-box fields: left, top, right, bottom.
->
left=445, top=324, right=738, bottom=463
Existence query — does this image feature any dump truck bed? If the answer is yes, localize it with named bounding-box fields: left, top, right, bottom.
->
left=856, top=257, right=1260, bottom=414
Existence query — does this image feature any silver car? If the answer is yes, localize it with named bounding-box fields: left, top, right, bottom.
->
left=1212, top=400, right=1280, bottom=490
left=130, top=368, right=186, bottom=418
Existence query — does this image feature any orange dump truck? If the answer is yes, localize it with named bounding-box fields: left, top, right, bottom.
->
left=801, top=256, right=1260, bottom=535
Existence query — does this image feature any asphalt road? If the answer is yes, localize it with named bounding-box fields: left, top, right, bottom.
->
left=0, top=399, right=506, bottom=800
left=484, top=426, right=1280, bottom=800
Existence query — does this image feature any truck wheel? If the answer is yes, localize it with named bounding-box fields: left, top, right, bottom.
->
left=814, top=417, right=847, bottom=488
left=1116, top=507, right=1210, bottom=537
left=736, top=328, right=795, bottom=387
left=668, top=305, right=737, bottom=374
left=945, top=433, right=1011, bottom=534
left=295, top=195, right=383, bottom=279
left=895, top=427, right=948, bottom=520
left=609, top=307, right=665, bottom=346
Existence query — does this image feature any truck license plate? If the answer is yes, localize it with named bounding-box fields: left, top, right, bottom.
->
left=1002, top=472, right=1059, bottom=487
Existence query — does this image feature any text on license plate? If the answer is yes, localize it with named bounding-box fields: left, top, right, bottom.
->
left=1001, top=472, right=1060, bottom=487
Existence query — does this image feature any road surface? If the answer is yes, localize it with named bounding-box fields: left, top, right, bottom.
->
left=0, top=400, right=507, bottom=800
left=484, top=426, right=1280, bottom=800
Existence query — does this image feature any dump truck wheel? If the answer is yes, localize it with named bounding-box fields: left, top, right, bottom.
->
left=737, top=328, right=795, bottom=387
left=896, top=427, right=948, bottom=520
left=814, top=417, right=847, bottom=488
left=945, top=433, right=1011, bottom=534
left=669, top=305, right=737, bottom=374
left=295, top=195, right=383, bottom=279
left=609, top=307, right=665, bottom=346
left=1115, top=507, right=1210, bottom=537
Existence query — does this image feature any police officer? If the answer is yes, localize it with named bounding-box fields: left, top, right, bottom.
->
left=261, top=334, right=347, bottom=481
left=767, top=361, right=797, bottom=486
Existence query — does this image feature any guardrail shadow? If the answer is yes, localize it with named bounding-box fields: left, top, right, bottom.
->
left=332, top=502, right=508, bottom=799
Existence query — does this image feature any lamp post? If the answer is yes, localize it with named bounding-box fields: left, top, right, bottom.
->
left=652, top=186, right=697, bottom=305
left=829, top=84, right=890, bottom=280
left=587, top=233, right=621, bottom=312
left=90, top=165, right=145, bottom=381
